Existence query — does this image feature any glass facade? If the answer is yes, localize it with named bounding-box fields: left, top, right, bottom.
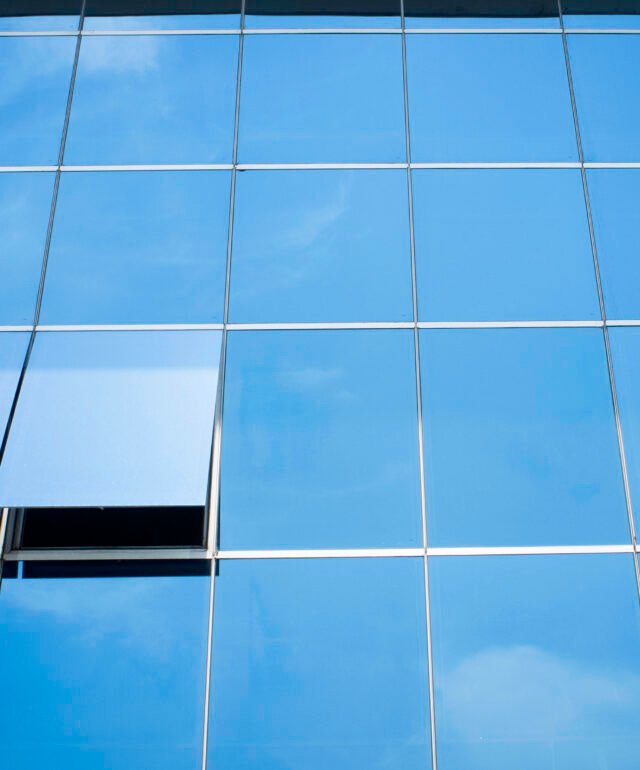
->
left=1, top=2, right=640, bottom=769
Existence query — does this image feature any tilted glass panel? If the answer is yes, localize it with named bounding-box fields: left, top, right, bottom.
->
left=564, top=13, right=640, bottom=28
left=420, top=328, right=628, bottom=546
left=244, top=0, right=400, bottom=29
left=0, top=332, right=29, bottom=439
left=0, top=37, right=76, bottom=165
left=0, top=569, right=210, bottom=770
left=229, top=169, right=412, bottom=323
left=568, top=35, right=640, bottom=162
left=0, top=14, right=80, bottom=29
left=0, top=172, right=53, bottom=325
left=413, top=169, right=598, bottom=321
left=0, top=330, right=221, bottom=507
left=404, top=0, right=559, bottom=27
left=208, top=557, right=432, bottom=770
left=406, top=34, right=577, bottom=162
left=40, top=170, right=230, bottom=324
left=429, top=554, right=640, bottom=770
left=220, top=329, right=422, bottom=549
left=64, top=35, right=238, bottom=164
left=238, top=34, right=405, bottom=163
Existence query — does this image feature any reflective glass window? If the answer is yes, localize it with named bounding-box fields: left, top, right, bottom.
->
left=208, top=557, right=432, bottom=770
left=413, top=169, right=598, bottom=321
left=420, top=328, right=628, bottom=546
left=65, top=35, right=238, bottom=164
left=404, top=0, right=558, bottom=27
left=229, top=169, right=412, bottom=323
left=40, top=170, right=230, bottom=325
left=564, top=13, right=640, bottom=28
left=0, top=172, right=53, bottom=324
left=220, top=330, right=422, bottom=549
left=244, top=0, right=400, bottom=28
left=238, top=34, right=405, bottom=163
left=429, top=553, right=640, bottom=770
left=0, top=569, right=210, bottom=770
left=85, top=12, right=240, bottom=28
left=0, top=330, right=221, bottom=507
left=0, top=37, right=75, bottom=165
left=588, top=170, right=640, bottom=319
left=0, top=14, right=79, bottom=29
left=407, top=34, right=577, bottom=162
left=0, top=332, right=29, bottom=439
left=568, top=35, right=640, bottom=162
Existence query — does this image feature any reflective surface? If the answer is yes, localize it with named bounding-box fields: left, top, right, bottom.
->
left=84, top=13, right=241, bottom=29
left=41, top=170, right=230, bottom=324
left=420, top=328, right=628, bottom=546
left=0, top=570, right=210, bottom=770
left=220, top=330, right=422, bottom=549
left=564, top=13, right=640, bottom=29
left=429, top=554, right=640, bottom=770
left=0, top=330, right=221, bottom=507
left=569, top=34, right=640, bottom=162
left=0, top=332, right=29, bottom=438
left=65, top=35, right=238, bottom=164
left=238, top=34, right=405, bottom=162
left=404, top=15, right=559, bottom=28
left=413, top=169, right=598, bottom=321
left=0, top=37, right=75, bottom=165
left=0, top=172, right=54, bottom=324
left=208, top=557, right=432, bottom=770
left=244, top=11, right=400, bottom=27
left=407, top=34, right=577, bottom=161
left=0, top=14, right=80, bottom=29
left=229, top=169, right=412, bottom=322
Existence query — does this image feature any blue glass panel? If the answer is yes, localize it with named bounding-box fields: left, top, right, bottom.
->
left=405, top=16, right=559, bottom=27
left=429, top=554, right=640, bottom=770
left=40, top=171, right=230, bottom=324
left=85, top=13, right=240, bottom=29
left=65, top=35, right=238, bottom=164
left=244, top=12, right=399, bottom=27
left=0, top=172, right=54, bottom=324
left=0, top=332, right=29, bottom=438
left=209, top=557, right=431, bottom=770
left=0, top=37, right=75, bottom=165
left=413, top=169, right=599, bottom=321
left=587, top=170, right=640, bottom=319
left=238, top=34, right=405, bottom=163
left=407, top=34, right=577, bottom=162
left=568, top=35, right=640, bottom=161
left=564, top=14, right=640, bottom=28
left=0, top=571, right=209, bottom=770
left=220, top=330, right=422, bottom=549
left=0, top=14, right=79, bottom=29
left=420, top=328, right=628, bottom=546
left=609, top=327, right=640, bottom=534
left=0, top=330, right=221, bottom=507
left=229, top=169, right=412, bottom=322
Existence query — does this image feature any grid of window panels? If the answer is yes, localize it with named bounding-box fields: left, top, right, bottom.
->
left=1, top=2, right=640, bottom=769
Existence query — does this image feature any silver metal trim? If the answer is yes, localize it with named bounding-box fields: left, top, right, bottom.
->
left=428, top=544, right=635, bottom=556
left=0, top=165, right=57, bottom=172
left=226, top=321, right=414, bottom=330
left=235, top=162, right=408, bottom=169
left=411, top=161, right=580, bottom=168
left=217, top=547, right=424, bottom=558
left=243, top=27, right=402, bottom=34
left=404, top=27, right=562, bottom=34
left=3, top=546, right=209, bottom=561
left=81, top=28, right=239, bottom=36
left=36, top=323, right=224, bottom=332
left=0, top=326, right=34, bottom=333
left=61, top=164, right=233, bottom=171
left=417, top=320, right=603, bottom=328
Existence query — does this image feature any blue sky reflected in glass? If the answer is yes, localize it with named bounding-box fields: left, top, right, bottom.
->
left=230, top=169, right=412, bottom=322
left=209, top=557, right=431, bottom=770
left=0, top=172, right=53, bottom=324
left=413, top=169, right=598, bottom=321
left=220, top=330, right=422, bottom=549
left=564, top=14, right=640, bottom=28
left=41, top=170, right=230, bottom=324
left=244, top=11, right=399, bottom=28
left=429, top=553, right=640, bottom=770
left=0, top=330, right=221, bottom=507
left=0, top=14, right=79, bottom=29
left=569, top=34, right=640, bottom=161
left=405, top=15, right=559, bottom=28
left=65, top=35, right=238, bottom=164
left=238, top=34, right=405, bottom=162
left=0, top=37, right=75, bottom=165
left=407, top=34, right=577, bottom=161
left=420, top=328, right=628, bottom=546
left=84, top=13, right=241, bottom=29
left=0, top=571, right=209, bottom=770
left=0, top=332, right=29, bottom=439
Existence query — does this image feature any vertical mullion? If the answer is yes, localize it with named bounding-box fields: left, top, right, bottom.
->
left=400, top=2, right=439, bottom=768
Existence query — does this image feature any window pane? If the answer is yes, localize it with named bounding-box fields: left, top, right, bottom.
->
left=244, top=0, right=400, bottom=29
left=208, top=557, right=432, bottom=770
left=429, top=554, right=640, bottom=770
left=229, top=169, right=412, bottom=323
left=0, top=172, right=53, bottom=324
left=0, top=330, right=221, bottom=507
left=407, top=34, right=577, bottom=162
left=65, top=35, right=238, bottom=164
left=238, top=34, right=405, bottom=163
left=0, top=332, right=29, bottom=438
left=220, top=330, right=422, bottom=549
left=0, top=569, right=209, bottom=770
left=569, top=35, right=640, bottom=162
left=420, top=328, right=628, bottom=546
left=587, top=169, right=640, bottom=319
left=0, top=37, right=75, bottom=165
left=564, top=13, right=640, bottom=29
left=413, top=169, right=598, bottom=321
left=0, top=14, right=80, bottom=30
left=85, top=12, right=240, bottom=29
left=40, top=170, right=230, bottom=324
left=404, top=0, right=559, bottom=27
